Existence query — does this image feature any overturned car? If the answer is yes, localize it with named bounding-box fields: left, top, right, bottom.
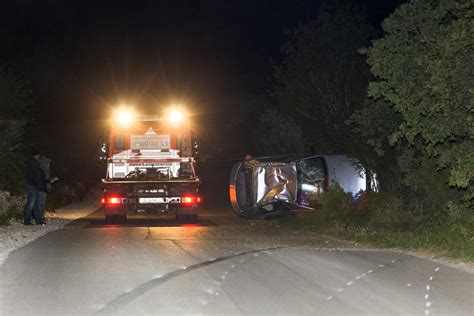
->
left=229, top=154, right=372, bottom=218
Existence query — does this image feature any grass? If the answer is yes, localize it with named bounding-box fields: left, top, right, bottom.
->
left=283, top=188, right=474, bottom=261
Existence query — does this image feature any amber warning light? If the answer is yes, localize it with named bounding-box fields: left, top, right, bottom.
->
left=182, top=195, right=201, bottom=205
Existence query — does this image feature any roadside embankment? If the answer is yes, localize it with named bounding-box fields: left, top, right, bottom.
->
left=282, top=187, right=474, bottom=272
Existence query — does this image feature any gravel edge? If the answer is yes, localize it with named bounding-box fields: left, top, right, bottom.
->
left=0, top=196, right=99, bottom=267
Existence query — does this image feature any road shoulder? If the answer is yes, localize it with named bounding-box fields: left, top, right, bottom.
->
left=0, top=195, right=99, bottom=266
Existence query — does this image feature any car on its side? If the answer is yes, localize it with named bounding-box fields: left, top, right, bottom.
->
left=229, top=154, right=374, bottom=218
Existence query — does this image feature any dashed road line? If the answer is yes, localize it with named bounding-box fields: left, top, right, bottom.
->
left=326, top=258, right=400, bottom=302
left=423, top=266, right=440, bottom=315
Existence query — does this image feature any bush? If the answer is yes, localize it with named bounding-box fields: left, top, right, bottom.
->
left=0, top=190, right=25, bottom=225
left=45, top=182, right=89, bottom=212
left=358, top=191, right=408, bottom=228
left=318, top=185, right=354, bottom=220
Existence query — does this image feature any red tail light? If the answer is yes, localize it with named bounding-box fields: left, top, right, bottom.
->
left=103, top=195, right=122, bottom=206
left=109, top=197, right=121, bottom=204
left=182, top=196, right=193, bottom=204
left=182, top=195, right=200, bottom=205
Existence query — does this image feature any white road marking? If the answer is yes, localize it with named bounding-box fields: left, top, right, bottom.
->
left=425, top=294, right=429, bottom=300
left=205, top=288, right=215, bottom=295
left=327, top=259, right=399, bottom=302
left=426, top=285, right=430, bottom=291
left=407, top=283, right=412, bottom=287
left=426, top=302, right=432, bottom=308
left=429, top=276, right=433, bottom=281
left=435, top=267, right=440, bottom=272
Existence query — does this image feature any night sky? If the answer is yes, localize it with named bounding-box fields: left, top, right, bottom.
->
left=0, top=0, right=403, bottom=162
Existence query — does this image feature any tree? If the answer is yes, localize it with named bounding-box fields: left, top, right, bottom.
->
left=271, top=0, right=376, bottom=154
left=256, top=107, right=305, bottom=155
left=356, top=0, right=473, bottom=214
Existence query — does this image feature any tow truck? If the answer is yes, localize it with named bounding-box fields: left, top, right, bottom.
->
left=101, top=107, right=200, bottom=223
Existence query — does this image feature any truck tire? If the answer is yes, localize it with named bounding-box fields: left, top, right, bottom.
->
left=175, top=208, right=198, bottom=223
left=105, top=214, right=127, bottom=224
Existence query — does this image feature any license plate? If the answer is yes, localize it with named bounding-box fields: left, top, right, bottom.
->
left=139, top=197, right=165, bottom=204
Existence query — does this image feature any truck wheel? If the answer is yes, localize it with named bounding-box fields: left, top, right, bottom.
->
left=105, top=215, right=127, bottom=224
left=175, top=208, right=198, bottom=223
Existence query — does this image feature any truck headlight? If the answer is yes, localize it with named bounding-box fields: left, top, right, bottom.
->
left=168, top=109, right=184, bottom=124
left=116, top=110, right=133, bottom=125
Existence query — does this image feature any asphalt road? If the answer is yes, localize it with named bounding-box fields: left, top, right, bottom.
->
left=1, top=205, right=473, bottom=316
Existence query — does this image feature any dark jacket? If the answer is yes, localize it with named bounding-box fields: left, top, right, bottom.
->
left=26, top=157, right=42, bottom=187
left=38, top=168, right=48, bottom=192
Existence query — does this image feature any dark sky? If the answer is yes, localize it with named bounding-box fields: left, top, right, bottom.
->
left=1, top=1, right=318, bottom=116
left=0, top=0, right=403, bottom=160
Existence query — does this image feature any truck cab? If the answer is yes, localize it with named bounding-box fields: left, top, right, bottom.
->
left=101, top=109, right=200, bottom=223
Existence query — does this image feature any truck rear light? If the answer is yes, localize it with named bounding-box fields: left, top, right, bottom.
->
left=182, top=195, right=200, bottom=205
left=109, top=197, right=121, bottom=204
left=182, top=196, right=193, bottom=204
left=103, top=195, right=122, bottom=206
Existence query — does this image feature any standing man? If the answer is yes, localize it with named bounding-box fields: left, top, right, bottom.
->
left=37, top=156, right=58, bottom=222
left=24, top=149, right=44, bottom=225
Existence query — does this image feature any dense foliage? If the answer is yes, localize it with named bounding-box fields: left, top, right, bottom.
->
left=355, top=0, right=473, bottom=217
left=0, top=65, right=32, bottom=193
left=275, top=0, right=473, bottom=257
